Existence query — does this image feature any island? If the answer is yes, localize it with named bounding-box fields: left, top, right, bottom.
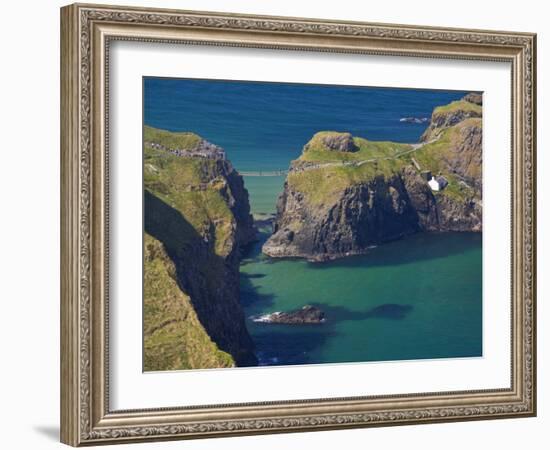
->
left=262, top=94, right=482, bottom=261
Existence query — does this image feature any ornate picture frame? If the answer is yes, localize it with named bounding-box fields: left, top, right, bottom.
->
left=60, top=3, right=536, bottom=446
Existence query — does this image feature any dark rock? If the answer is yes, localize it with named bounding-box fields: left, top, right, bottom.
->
left=463, top=92, right=483, bottom=105
left=435, top=175, right=449, bottom=189
left=252, top=305, right=325, bottom=324
left=263, top=172, right=424, bottom=261
left=322, top=133, right=358, bottom=152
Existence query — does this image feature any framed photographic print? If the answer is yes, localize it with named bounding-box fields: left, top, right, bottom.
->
left=60, top=3, right=537, bottom=446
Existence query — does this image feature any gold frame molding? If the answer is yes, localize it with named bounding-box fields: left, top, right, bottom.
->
left=60, top=3, right=537, bottom=446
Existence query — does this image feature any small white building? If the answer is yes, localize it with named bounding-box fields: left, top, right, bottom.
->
left=428, top=176, right=448, bottom=191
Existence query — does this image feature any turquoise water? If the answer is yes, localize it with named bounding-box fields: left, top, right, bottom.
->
left=144, top=78, right=482, bottom=366
left=240, top=173, right=481, bottom=367
left=243, top=176, right=286, bottom=215
left=241, top=226, right=482, bottom=366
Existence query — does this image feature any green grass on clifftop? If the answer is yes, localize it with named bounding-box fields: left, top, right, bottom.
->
left=144, top=141, right=235, bottom=257
left=301, top=131, right=412, bottom=163
left=414, top=117, right=481, bottom=169
left=288, top=114, right=481, bottom=206
left=288, top=159, right=404, bottom=206
left=144, top=125, right=201, bottom=150
left=433, top=100, right=482, bottom=116
left=288, top=132, right=412, bottom=206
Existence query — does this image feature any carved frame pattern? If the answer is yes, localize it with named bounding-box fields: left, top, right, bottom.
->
left=60, top=3, right=536, bottom=446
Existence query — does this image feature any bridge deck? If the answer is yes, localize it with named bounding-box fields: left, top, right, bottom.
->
left=240, top=170, right=288, bottom=177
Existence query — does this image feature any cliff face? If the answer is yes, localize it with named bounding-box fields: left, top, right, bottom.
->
left=264, top=173, right=422, bottom=260
left=143, top=126, right=257, bottom=371
left=421, top=97, right=482, bottom=142
left=263, top=94, right=482, bottom=261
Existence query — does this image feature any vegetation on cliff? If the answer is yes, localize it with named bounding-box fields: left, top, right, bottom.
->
left=286, top=118, right=479, bottom=208
left=144, top=125, right=201, bottom=150
left=144, top=127, right=256, bottom=371
left=143, top=234, right=234, bottom=371
left=263, top=94, right=483, bottom=261
left=421, top=97, right=482, bottom=142
left=301, top=131, right=412, bottom=163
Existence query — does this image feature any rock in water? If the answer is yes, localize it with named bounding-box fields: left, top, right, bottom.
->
left=252, top=305, right=325, bottom=324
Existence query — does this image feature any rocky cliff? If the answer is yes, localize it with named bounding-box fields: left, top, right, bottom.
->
left=263, top=94, right=482, bottom=261
left=421, top=94, right=482, bottom=142
left=143, top=126, right=257, bottom=371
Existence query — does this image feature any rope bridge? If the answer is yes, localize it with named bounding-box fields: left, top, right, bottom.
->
left=240, top=170, right=288, bottom=177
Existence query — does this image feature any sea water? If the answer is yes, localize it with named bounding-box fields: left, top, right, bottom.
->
left=144, top=78, right=482, bottom=366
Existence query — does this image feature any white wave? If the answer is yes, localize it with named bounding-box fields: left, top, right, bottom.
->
left=250, top=312, right=281, bottom=323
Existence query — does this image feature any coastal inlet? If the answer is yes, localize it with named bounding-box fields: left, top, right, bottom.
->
left=240, top=220, right=481, bottom=367
left=143, top=78, right=483, bottom=370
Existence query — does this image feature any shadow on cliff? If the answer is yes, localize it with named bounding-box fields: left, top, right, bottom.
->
left=144, top=190, right=199, bottom=257
left=307, top=231, right=482, bottom=270
left=144, top=190, right=257, bottom=366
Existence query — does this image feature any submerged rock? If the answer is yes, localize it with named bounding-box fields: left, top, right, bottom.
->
left=251, top=305, right=325, bottom=324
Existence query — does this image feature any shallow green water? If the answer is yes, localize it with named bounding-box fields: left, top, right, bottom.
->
left=243, top=175, right=286, bottom=216
left=240, top=179, right=482, bottom=367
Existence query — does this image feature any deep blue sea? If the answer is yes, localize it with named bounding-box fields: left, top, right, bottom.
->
left=144, top=78, right=468, bottom=172
left=144, top=78, right=482, bottom=366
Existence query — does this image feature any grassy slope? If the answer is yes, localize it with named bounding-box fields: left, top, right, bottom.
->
left=143, top=127, right=238, bottom=371
left=411, top=117, right=480, bottom=202
left=432, top=100, right=482, bottom=115
left=143, top=233, right=233, bottom=371
left=301, top=131, right=412, bottom=162
left=287, top=114, right=480, bottom=206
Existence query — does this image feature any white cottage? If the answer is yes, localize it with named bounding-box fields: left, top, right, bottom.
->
left=428, top=176, right=448, bottom=191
